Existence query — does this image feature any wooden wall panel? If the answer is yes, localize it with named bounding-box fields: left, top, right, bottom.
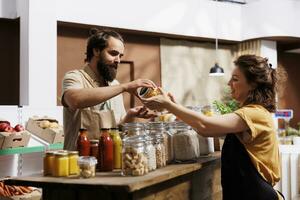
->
left=278, top=52, right=300, bottom=128
left=57, top=25, right=161, bottom=112
left=0, top=19, right=20, bottom=105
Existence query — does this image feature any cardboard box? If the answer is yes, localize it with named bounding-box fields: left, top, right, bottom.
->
left=26, top=118, right=64, bottom=144
left=0, top=131, right=31, bottom=149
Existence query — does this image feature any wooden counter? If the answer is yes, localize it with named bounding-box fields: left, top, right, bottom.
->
left=5, top=152, right=221, bottom=200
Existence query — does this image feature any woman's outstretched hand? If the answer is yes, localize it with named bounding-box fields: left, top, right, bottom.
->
left=141, top=87, right=174, bottom=111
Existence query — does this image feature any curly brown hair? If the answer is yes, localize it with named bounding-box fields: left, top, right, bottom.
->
left=234, top=55, right=287, bottom=112
left=85, top=28, right=124, bottom=62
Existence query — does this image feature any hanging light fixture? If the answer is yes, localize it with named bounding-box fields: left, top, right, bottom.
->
left=209, top=1, right=224, bottom=76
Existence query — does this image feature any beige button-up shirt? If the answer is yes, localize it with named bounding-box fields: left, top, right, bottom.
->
left=62, top=64, right=126, bottom=150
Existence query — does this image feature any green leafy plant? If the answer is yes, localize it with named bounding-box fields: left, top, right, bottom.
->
left=212, top=86, right=239, bottom=114
left=213, top=100, right=238, bottom=114
left=286, top=127, right=300, bottom=137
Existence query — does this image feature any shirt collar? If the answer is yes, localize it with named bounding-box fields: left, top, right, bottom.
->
left=83, top=63, right=102, bottom=84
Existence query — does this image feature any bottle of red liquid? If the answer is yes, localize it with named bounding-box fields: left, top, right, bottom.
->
left=98, top=128, right=113, bottom=171
left=77, top=128, right=90, bottom=156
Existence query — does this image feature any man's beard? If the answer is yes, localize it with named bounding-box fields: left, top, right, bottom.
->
left=97, top=60, right=118, bottom=82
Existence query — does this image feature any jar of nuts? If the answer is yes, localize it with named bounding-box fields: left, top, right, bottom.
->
left=146, top=122, right=167, bottom=168
left=144, top=135, right=157, bottom=171
left=78, top=156, right=97, bottom=178
left=122, top=135, right=149, bottom=176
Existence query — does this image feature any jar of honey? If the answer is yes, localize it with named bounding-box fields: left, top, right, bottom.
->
left=138, top=87, right=161, bottom=98
left=53, top=152, right=69, bottom=177
left=110, top=128, right=122, bottom=169
left=43, top=151, right=56, bottom=176
left=68, top=151, right=79, bottom=175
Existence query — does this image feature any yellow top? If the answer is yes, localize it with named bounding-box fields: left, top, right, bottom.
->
left=234, top=104, right=280, bottom=186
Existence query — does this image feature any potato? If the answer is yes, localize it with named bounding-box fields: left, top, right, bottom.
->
left=39, top=120, right=50, bottom=128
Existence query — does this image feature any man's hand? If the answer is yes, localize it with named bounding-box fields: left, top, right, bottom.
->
left=121, top=79, right=156, bottom=94
left=127, top=106, right=157, bottom=119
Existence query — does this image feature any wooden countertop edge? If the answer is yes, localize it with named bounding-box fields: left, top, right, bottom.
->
left=5, top=151, right=221, bottom=192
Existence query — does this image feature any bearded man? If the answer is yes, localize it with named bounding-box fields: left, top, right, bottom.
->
left=62, top=28, right=155, bottom=150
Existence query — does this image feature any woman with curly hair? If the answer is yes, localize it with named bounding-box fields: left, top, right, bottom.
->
left=142, top=55, right=286, bottom=200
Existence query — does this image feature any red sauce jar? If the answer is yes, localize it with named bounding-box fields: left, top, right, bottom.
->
left=77, top=128, right=90, bottom=156
left=98, top=128, right=113, bottom=171
left=90, top=140, right=99, bottom=158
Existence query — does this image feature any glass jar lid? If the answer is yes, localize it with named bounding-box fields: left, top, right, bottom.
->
left=68, top=151, right=79, bottom=155
left=123, top=134, right=146, bottom=147
left=78, top=156, right=98, bottom=166
left=45, top=150, right=56, bottom=155
left=90, top=139, right=99, bottom=144
left=54, top=152, right=68, bottom=157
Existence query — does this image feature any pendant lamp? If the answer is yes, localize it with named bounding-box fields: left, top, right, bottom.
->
left=209, top=1, right=224, bottom=77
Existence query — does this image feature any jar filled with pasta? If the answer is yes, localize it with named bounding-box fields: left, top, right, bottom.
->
left=146, top=122, right=167, bottom=168
left=122, top=135, right=148, bottom=176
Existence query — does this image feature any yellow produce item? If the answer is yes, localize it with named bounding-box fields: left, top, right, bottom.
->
left=44, top=151, right=55, bottom=176
left=68, top=151, right=79, bottom=175
left=53, top=152, right=69, bottom=177
left=110, top=129, right=122, bottom=169
left=203, top=110, right=214, bottom=116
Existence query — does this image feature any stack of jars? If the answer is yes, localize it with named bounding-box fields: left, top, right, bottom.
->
left=76, top=128, right=122, bottom=172
left=120, top=122, right=174, bottom=176
left=43, top=150, right=80, bottom=177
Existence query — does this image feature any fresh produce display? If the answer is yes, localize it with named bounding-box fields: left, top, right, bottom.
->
left=279, top=127, right=300, bottom=137
left=213, top=100, right=239, bottom=115
left=37, top=119, right=59, bottom=129
left=0, top=181, right=33, bottom=197
left=0, top=120, right=25, bottom=133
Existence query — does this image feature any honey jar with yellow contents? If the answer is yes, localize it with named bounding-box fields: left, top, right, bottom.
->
left=44, top=151, right=56, bottom=176
left=53, top=152, right=69, bottom=177
left=68, top=151, right=79, bottom=175
left=138, top=87, right=161, bottom=98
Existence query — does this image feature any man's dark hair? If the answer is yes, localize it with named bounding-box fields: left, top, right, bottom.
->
left=85, top=28, right=124, bottom=62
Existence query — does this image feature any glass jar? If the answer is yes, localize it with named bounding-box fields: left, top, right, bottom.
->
left=138, top=87, right=161, bottom=98
left=90, top=140, right=99, bottom=158
left=98, top=128, right=113, bottom=171
left=146, top=122, right=167, bottom=168
left=77, top=128, right=90, bottom=156
left=53, top=152, right=69, bottom=177
left=110, top=128, right=122, bottom=169
left=68, top=151, right=79, bottom=175
left=164, top=123, right=174, bottom=164
left=122, top=122, right=145, bottom=138
left=173, top=122, right=200, bottom=161
left=154, top=134, right=166, bottom=168
left=43, top=151, right=55, bottom=176
left=144, top=135, right=157, bottom=171
left=78, top=156, right=97, bottom=178
left=122, top=135, right=148, bottom=176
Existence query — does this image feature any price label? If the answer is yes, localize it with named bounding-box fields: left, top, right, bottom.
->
left=275, top=109, right=293, bottom=119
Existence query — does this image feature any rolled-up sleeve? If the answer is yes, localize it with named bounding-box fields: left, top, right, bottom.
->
left=234, top=105, right=272, bottom=143
left=61, top=71, right=83, bottom=106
